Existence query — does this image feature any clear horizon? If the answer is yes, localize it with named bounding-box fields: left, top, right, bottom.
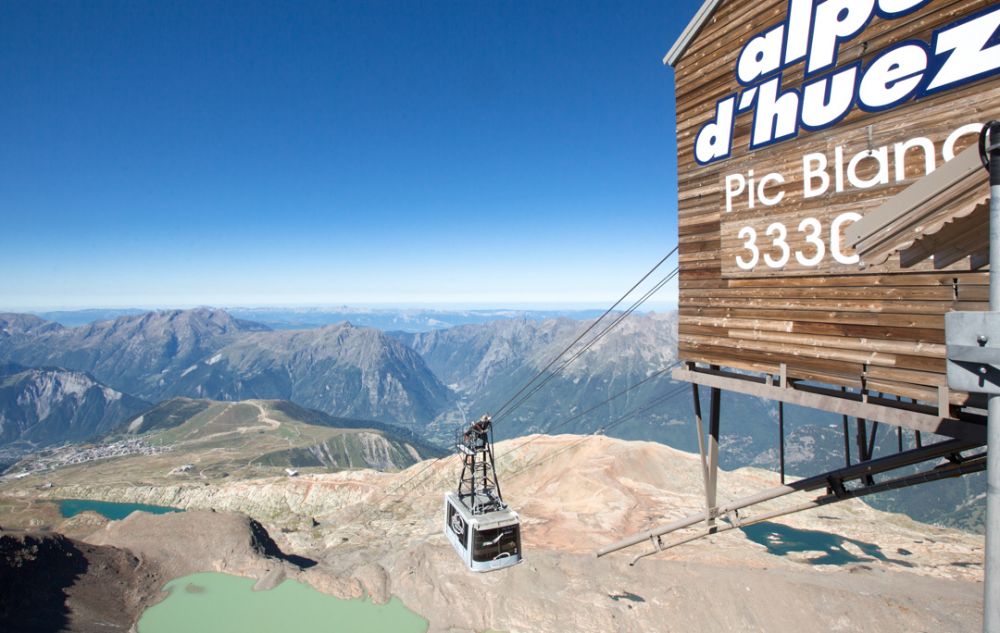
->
left=6, top=300, right=679, bottom=313
left=1, top=1, right=694, bottom=308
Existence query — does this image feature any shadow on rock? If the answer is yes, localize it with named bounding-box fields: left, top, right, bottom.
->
left=0, top=532, right=87, bottom=633
left=249, top=518, right=318, bottom=569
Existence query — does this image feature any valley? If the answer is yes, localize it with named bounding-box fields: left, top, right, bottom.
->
left=3, top=398, right=441, bottom=490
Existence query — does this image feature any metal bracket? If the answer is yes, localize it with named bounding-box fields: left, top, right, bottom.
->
left=946, top=312, right=1000, bottom=394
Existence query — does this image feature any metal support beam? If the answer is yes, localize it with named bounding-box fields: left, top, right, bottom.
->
left=706, top=384, right=721, bottom=531
left=856, top=419, right=876, bottom=486
left=857, top=418, right=869, bottom=462
left=983, top=118, right=1000, bottom=633
left=691, top=383, right=711, bottom=528
left=842, top=386, right=851, bottom=467
left=842, top=413, right=851, bottom=467
left=596, top=436, right=980, bottom=558
left=625, top=455, right=986, bottom=566
left=778, top=401, right=785, bottom=485
left=867, top=421, right=880, bottom=460
left=671, top=366, right=986, bottom=443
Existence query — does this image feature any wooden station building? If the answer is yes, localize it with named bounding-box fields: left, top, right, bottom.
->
left=598, top=0, right=1000, bottom=569
left=667, top=0, right=1000, bottom=444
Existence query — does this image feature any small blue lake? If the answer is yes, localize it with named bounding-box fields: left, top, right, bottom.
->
left=740, top=521, right=912, bottom=567
left=58, top=499, right=183, bottom=520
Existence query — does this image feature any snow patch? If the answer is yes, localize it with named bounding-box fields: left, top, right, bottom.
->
left=180, top=365, right=198, bottom=377
left=206, top=353, right=223, bottom=365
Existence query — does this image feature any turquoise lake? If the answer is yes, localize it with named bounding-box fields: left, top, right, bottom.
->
left=137, top=572, right=429, bottom=633
left=57, top=498, right=182, bottom=520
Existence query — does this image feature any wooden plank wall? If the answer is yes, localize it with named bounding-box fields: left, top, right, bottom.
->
left=673, top=0, right=1000, bottom=408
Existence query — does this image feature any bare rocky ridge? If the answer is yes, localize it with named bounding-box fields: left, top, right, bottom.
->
left=0, top=308, right=269, bottom=400
left=0, top=365, right=150, bottom=449
left=0, top=435, right=984, bottom=632
left=0, top=314, right=64, bottom=342
left=164, top=323, right=452, bottom=426
left=0, top=309, right=453, bottom=427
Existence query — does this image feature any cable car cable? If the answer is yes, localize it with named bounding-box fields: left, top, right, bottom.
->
left=494, top=265, right=678, bottom=423
left=494, top=265, right=678, bottom=424
left=493, top=259, right=677, bottom=422
left=345, top=367, right=686, bottom=530
left=341, top=247, right=681, bottom=535
left=506, top=383, right=690, bottom=479
left=496, top=360, right=680, bottom=459
left=490, top=246, right=678, bottom=421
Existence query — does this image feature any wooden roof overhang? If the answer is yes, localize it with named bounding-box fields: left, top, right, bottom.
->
left=847, top=144, right=991, bottom=271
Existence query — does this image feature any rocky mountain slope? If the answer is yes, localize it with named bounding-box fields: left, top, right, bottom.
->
left=0, top=435, right=984, bottom=632
left=162, top=323, right=451, bottom=426
left=0, top=530, right=164, bottom=633
left=395, top=313, right=777, bottom=451
left=0, top=308, right=269, bottom=400
left=0, top=364, right=149, bottom=450
left=0, top=309, right=453, bottom=427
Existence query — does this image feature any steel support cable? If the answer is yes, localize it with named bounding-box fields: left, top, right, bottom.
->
left=505, top=385, right=688, bottom=479
left=386, top=365, right=683, bottom=523
left=345, top=263, right=677, bottom=528
left=343, top=376, right=687, bottom=529
left=337, top=453, right=454, bottom=528
left=496, top=361, right=681, bottom=460
left=505, top=383, right=690, bottom=478
left=494, top=265, right=679, bottom=425
left=342, top=248, right=681, bottom=530
left=371, top=382, right=683, bottom=523
left=495, top=265, right=678, bottom=423
left=491, top=246, right=678, bottom=421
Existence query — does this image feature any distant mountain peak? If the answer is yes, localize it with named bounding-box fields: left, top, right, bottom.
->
left=0, top=313, right=63, bottom=339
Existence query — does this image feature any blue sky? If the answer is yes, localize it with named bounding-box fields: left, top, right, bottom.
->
left=0, top=0, right=699, bottom=310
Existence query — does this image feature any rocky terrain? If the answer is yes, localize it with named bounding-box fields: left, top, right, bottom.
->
left=164, top=323, right=451, bottom=426
left=0, top=435, right=985, bottom=632
left=0, top=364, right=149, bottom=450
left=0, top=530, right=163, bottom=632
left=0, top=511, right=314, bottom=632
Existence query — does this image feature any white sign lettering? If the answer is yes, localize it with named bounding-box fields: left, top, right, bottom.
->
left=695, top=2, right=1000, bottom=164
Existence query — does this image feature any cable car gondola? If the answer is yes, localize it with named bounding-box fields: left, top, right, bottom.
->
left=443, top=414, right=522, bottom=572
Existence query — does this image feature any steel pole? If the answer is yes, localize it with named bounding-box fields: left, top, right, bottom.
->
left=985, top=120, right=1000, bottom=633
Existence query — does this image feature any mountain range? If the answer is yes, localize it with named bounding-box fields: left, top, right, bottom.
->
left=0, top=308, right=450, bottom=428
left=34, top=306, right=616, bottom=332
left=0, top=306, right=986, bottom=532
left=0, top=309, right=269, bottom=400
